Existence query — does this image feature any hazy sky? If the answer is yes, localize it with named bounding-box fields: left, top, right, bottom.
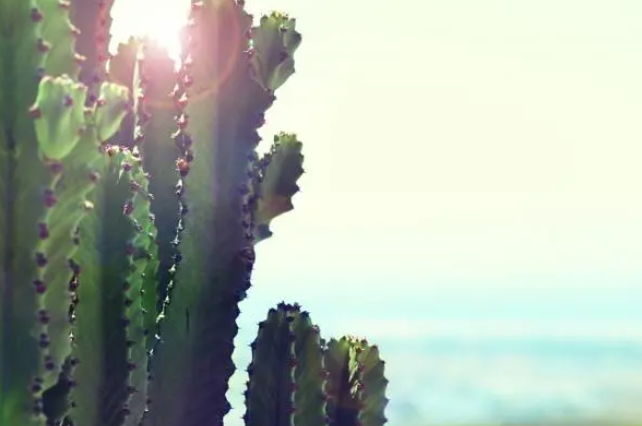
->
left=109, top=0, right=642, bottom=423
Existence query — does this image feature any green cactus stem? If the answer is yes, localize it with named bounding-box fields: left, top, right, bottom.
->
left=1, top=61, right=128, bottom=426
left=145, top=2, right=303, bottom=425
left=0, top=5, right=128, bottom=424
left=69, top=0, right=114, bottom=104
left=132, top=40, right=183, bottom=320
left=324, top=337, right=389, bottom=426
left=244, top=302, right=327, bottom=426
left=249, top=132, right=304, bottom=243
left=249, top=11, right=302, bottom=92
left=38, top=0, right=83, bottom=79
left=67, top=145, right=157, bottom=426
left=104, top=38, right=139, bottom=147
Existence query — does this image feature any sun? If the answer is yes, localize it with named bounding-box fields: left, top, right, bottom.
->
left=109, top=0, right=192, bottom=62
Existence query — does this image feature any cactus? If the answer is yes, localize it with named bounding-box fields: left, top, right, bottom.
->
left=245, top=304, right=389, bottom=426
left=324, top=337, right=389, bottom=426
left=244, top=303, right=327, bottom=426
left=0, top=1, right=389, bottom=426
left=0, top=1, right=129, bottom=422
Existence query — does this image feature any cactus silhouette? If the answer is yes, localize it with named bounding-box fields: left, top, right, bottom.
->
left=0, top=1, right=388, bottom=426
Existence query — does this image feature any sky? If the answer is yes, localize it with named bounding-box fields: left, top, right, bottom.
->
left=110, top=0, right=642, bottom=424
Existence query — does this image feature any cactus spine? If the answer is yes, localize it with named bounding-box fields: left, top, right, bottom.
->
left=0, top=1, right=390, bottom=426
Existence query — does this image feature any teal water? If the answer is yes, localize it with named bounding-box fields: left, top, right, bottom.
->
left=378, top=333, right=642, bottom=424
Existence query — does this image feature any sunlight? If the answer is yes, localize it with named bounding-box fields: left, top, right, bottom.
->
left=110, top=0, right=191, bottom=61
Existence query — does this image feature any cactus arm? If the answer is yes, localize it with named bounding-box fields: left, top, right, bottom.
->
left=251, top=132, right=303, bottom=243
left=0, top=1, right=91, bottom=419
left=134, top=41, right=182, bottom=319
left=244, top=303, right=327, bottom=426
left=291, top=311, right=327, bottom=426
left=244, top=305, right=290, bottom=426
left=144, top=1, right=256, bottom=424
left=146, top=5, right=304, bottom=425
left=1, top=48, right=126, bottom=426
left=324, top=337, right=389, bottom=426
left=324, top=338, right=361, bottom=426
left=249, top=12, right=301, bottom=92
left=67, top=145, right=155, bottom=426
left=117, top=147, right=159, bottom=426
left=70, top=0, right=114, bottom=103
left=38, top=0, right=81, bottom=79
left=107, top=38, right=140, bottom=147
left=355, top=344, right=388, bottom=426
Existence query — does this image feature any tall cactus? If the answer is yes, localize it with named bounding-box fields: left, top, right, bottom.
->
left=0, top=1, right=391, bottom=426
left=68, top=145, right=157, bottom=426
left=143, top=4, right=304, bottom=426
left=0, top=2, right=129, bottom=425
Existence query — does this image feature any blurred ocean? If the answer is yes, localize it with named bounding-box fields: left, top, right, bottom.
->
left=375, top=332, right=642, bottom=425
left=225, top=311, right=642, bottom=426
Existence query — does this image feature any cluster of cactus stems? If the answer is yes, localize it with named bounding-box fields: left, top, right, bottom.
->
left=0, top=1, right=389, bottom=426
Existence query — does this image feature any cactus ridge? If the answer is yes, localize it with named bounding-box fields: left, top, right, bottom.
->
left=244, top=302, right=327, bottom=426
left=68, top=145, right=157, bottom=426
left=250, top=132, right=304, bottom=243
left=323, top=337, right=389, bottom=426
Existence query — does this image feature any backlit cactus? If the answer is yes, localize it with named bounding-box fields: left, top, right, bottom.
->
left=0, top=1, right=389, bottom=426
left=244, top=303, right=327, bottom=426
left=324, top=337, right=389, bottom=426
left=0, top=1, right=129, bottom=423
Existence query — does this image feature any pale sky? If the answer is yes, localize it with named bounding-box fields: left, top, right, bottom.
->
left=110, top=0, right=642, bottom=423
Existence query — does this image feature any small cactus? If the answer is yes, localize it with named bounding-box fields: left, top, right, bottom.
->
left=324, top=337, right=389, bottom=426
left=0, top=1, right=390, bottom=426
left=244, top=303, right=327, bottom=426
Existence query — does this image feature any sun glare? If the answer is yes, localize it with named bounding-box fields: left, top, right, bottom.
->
left=110, top=0, right=191, bottom=62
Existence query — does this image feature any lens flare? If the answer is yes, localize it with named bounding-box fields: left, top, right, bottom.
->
left=110, top=0, right=191, bottom=63
left=109, top=0, right=247, bottom=110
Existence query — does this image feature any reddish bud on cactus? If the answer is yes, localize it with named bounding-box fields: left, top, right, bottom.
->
left=29, top=106, right=42, bottom=118
left=30, top=8, right=43, bottom=21
left=36, top=39, right=50, bottom=53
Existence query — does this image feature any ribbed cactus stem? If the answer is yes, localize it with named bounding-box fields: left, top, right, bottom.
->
left=324, top=337, right=389, bottom=426
left=249, top=132, right=304, bottom=243
left=145, top=4, right=305, bottom=425
left=68, top=145, right=157, bottom=426
left=0, top=5, right=124, bottom=424
left=106, top=37, right=141, bottom=147
left=144, top=2, right=257, bottom=425
left=134, top=40, right=183, bottom=322
left=244, top=303, right=327, bottom=426
left=70, top=0, right=115, bottom=104
left=0, top=10, right=128, bottom=416
left=39, top=0, right=83, bottom=79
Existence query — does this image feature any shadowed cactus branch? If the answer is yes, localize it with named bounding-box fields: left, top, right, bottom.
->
left=244, top=302, right=327, bottom=426
left=324, top=337, right=389, bottom=426
left=250, top=132, right=304, bottom=243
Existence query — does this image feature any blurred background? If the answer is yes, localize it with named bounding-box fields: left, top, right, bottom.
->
left=111, top=0, right=642, bottom=424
